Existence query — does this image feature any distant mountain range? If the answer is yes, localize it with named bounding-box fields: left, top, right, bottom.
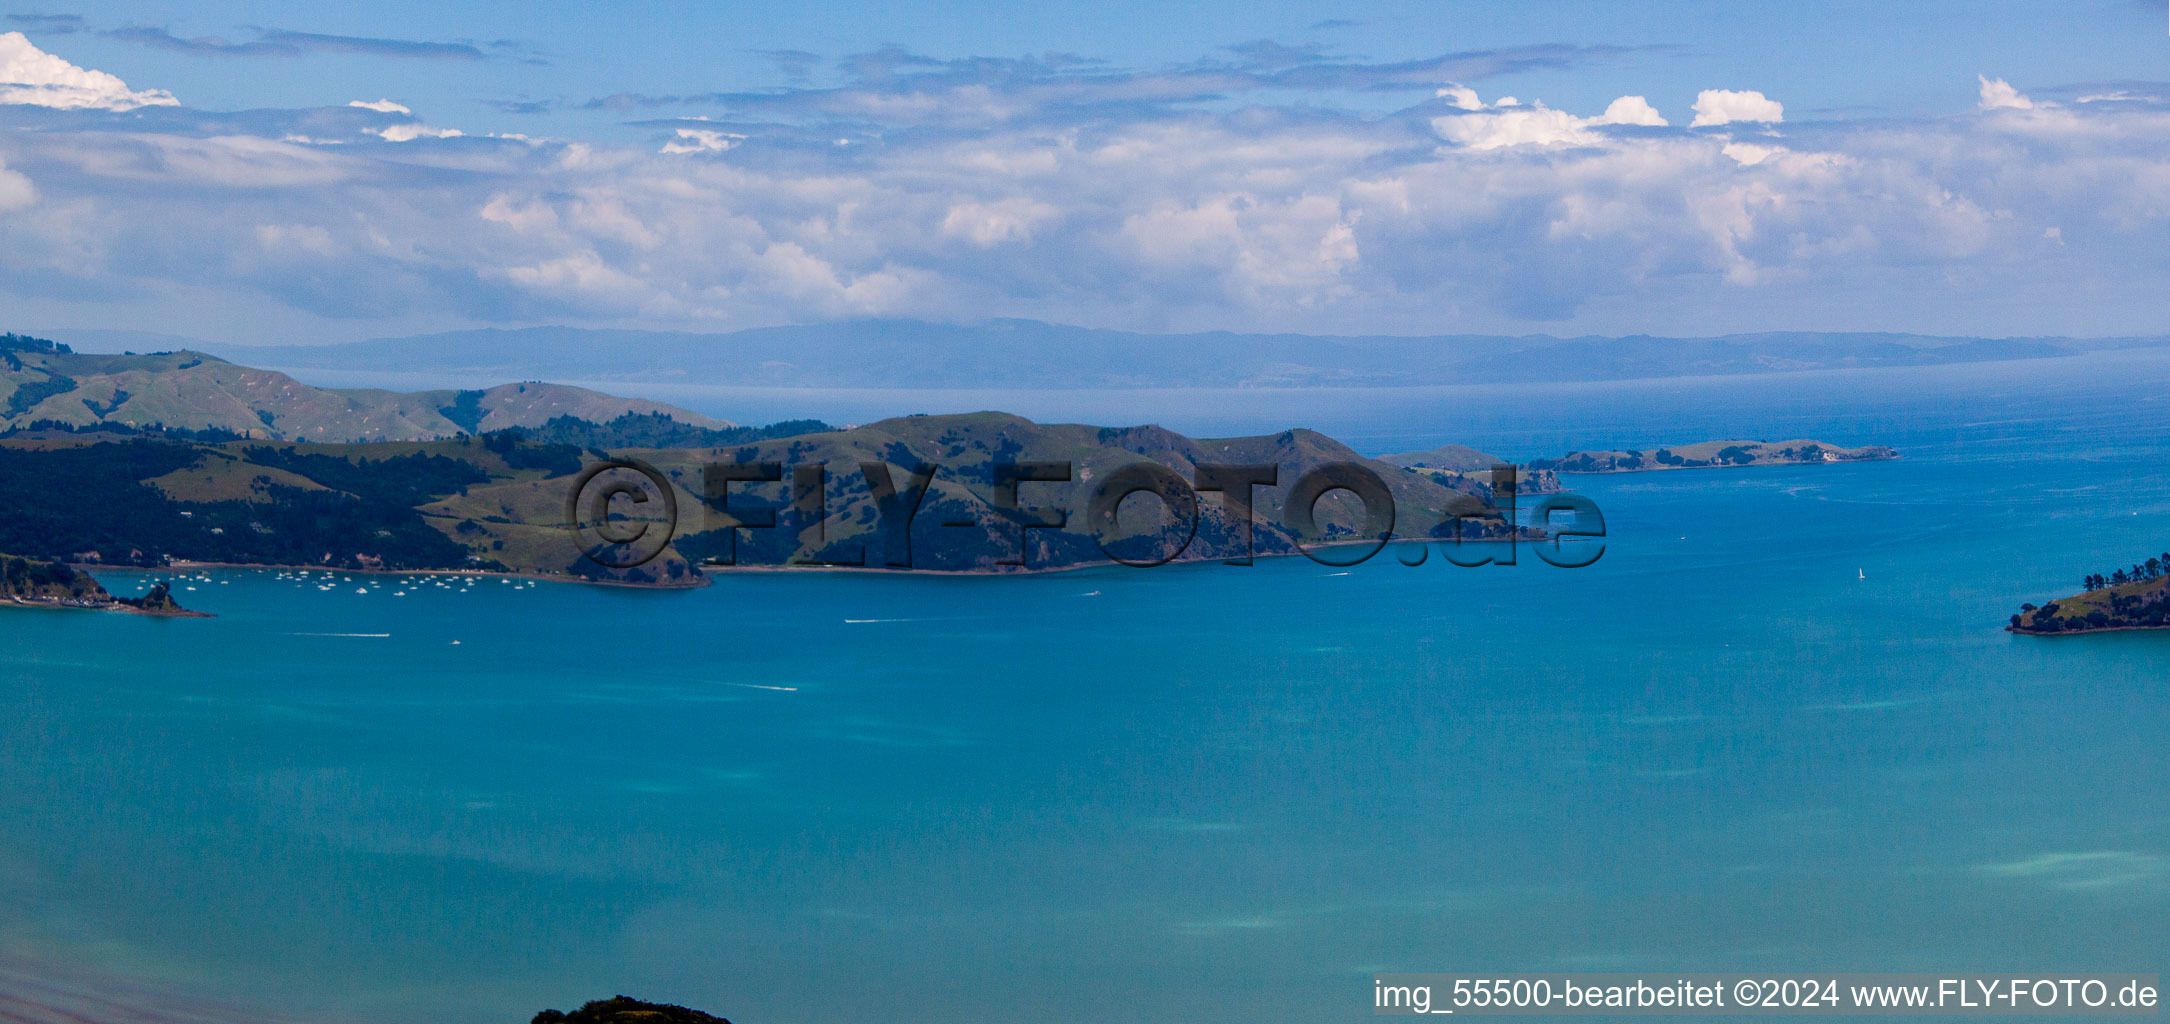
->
left=1, top=333, right=730, bottom=443
left=148, top=319, right=2167, bottom=390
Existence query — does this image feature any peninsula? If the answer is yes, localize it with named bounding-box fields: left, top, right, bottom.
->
left=1, top=553, right=206, bottom=616
left=1527, top=439, right=1897, bottom=474
left=2010, top=552, right=2170, bottom=634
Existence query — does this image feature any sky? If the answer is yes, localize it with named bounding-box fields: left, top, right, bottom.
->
left=1, top=0, right=2168, bottom=345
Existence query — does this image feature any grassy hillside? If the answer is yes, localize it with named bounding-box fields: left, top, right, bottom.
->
left=1, top=333, right=731, bottom=442
left=2012, top=552, right=2170, bottom=633
left=1377, top=443, right=1563, bottom=497
left=450, top=412, right=1517, bottom=574
left=1, top=413, right=1527, bottom=584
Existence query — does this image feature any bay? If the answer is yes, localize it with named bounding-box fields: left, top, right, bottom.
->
left=2, top=349, right=2166, bottom=1023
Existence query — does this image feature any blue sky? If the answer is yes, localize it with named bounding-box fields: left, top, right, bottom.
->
left=2, top=1, right=2168, bottom=344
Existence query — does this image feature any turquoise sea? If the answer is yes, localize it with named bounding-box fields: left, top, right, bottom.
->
left=2, top=348, right=2167, bottom=1022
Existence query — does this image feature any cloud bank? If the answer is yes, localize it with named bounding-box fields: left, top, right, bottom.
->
left=0, top=37, right=2166, bottom=340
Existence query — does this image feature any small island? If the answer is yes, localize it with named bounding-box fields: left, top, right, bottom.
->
left=533, top=996, right=732, bottom=1024
left=2010, top=552, right=2170, bottom=634
left=1527, top=439, right=1897, bottom=474
left=1, top=553, right=208, bottom=617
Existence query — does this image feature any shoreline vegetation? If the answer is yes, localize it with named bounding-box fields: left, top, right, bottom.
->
left=1, top=553, right=208, bottom=617
left=2010, top=551, right=2170, bottom=635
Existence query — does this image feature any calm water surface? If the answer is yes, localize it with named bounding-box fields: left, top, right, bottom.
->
left=2, top=351, right=2166, bottom=1023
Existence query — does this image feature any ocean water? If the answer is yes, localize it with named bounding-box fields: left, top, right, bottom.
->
left=2, top=349, right=2168, bottom=1023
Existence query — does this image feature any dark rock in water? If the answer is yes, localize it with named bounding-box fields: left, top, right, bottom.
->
left=114, top=580, right=209, bottom=616
left=532, top=996, right=732, bottom=1024
left=123, top=581, right=182, bottom=611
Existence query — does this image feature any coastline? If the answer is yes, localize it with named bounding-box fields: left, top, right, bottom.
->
left=81, top=532, right=1557, bottom=589
left=1553, top=454, right=1900, bottom=475
left=131, top=560, right=713, bottom=591
left=2, top=597, right=214, bottom=618
left=2006, top=622, right=2170, bottom=637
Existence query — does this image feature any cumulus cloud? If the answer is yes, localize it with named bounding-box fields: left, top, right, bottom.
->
left=1689, top=89, right=1783, bottom=127
left=0, top=31, right=178, bottom=110
left=1598, top=95, right=1667, bottom=126
left=1977, top=75, right=2035, bottom=111
left=3, top=68, right=2169, bottom=337
left=349, top=98, right=411, bottom=114
left=1434, top=88, right=1667, bottom=149
left=1436, top=84, right=1483, bottom=111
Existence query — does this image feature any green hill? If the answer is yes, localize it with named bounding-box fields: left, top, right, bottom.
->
left=0, top=413, right=1526, bottom=584
left=434, top=412, right=1517, bottom=575
left=0, top=333, right=731, bottom=442
left=2011, top=552, right=2170, bottom=633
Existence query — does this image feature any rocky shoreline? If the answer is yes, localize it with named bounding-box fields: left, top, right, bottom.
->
left=1, top=554, right=210, bottom=617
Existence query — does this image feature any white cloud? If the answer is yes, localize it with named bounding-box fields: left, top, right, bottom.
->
left=0, top=31, right=178, bottom=110
left=1434, top=90, right=1667, bottom=150
left=3, top=72, right=2169, bottom=337
left=348, top=98, right=412, bottom=115
left=1977, top=75, right=2034, bottom=111
left=370, top=123, right=465, bottom=142
left=1690, top=89, right=1783, bottom=127
left=1436, top=84, right=1483, bottom=111
left=1599, top=96, right=1668, bottom=127
left=659, top=128, right=744, bottom=154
